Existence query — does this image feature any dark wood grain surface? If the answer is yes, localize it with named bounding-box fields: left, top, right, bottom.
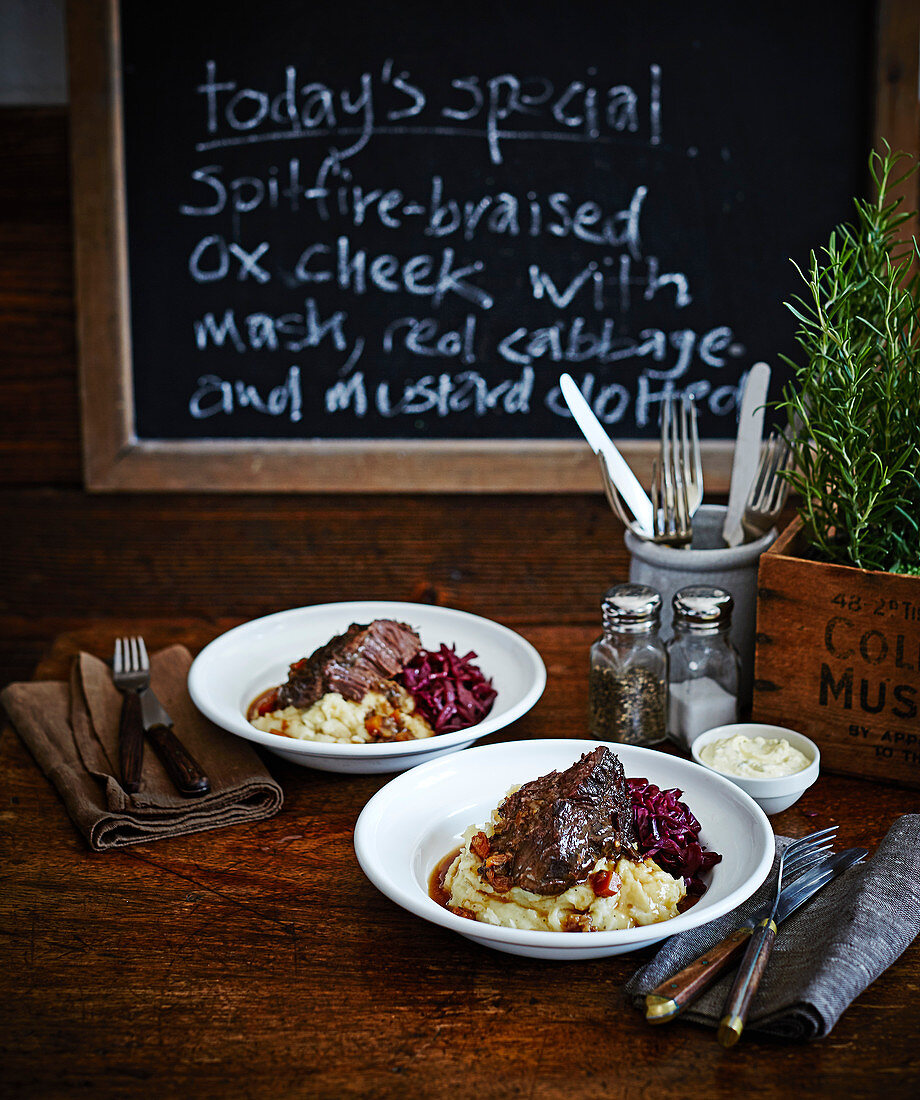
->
left=2, top=102, right=919, bottom=1098
left=2, top=620, right=919, bottom=1099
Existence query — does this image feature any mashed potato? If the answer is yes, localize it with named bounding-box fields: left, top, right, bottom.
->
left=250, top=685, right=434, bottom=744
left=443, top=824, right=685, bottom=932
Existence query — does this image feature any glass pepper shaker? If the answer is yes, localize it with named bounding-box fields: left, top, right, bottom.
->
left=588, top=584, right=667, bottom=746
left=666, top=585, right=741, bottom=750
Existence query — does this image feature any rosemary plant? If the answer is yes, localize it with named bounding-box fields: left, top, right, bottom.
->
left=778, top=146, right=920, bottom=575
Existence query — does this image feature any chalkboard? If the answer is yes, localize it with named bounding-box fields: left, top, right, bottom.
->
left=68, top=0, right=918, bottom=491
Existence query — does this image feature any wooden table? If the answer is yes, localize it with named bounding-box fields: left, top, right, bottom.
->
left=2, top=620, right=918, bottom=1099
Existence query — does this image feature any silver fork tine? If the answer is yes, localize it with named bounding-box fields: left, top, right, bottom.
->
left=784, top=843, right=836, bottom=879
left=678, top=394, right=688, bottom=476
left=747, top=449, right=767, bottom=507
left=756, top=436, right=781, bottom=509
left=669, top=397, right=689, bottom=534
left=650, top=443, right=691, bottom=546
left=741, top=431, right=793, bottom=541
left=786, top=825, right=837, bottom=851
left=751, top=438, right=774, bottom=508
left=753, top=433, right=785, bottom=509
left=650, top=457, right=662, bottom=538
left=598, top=452, right=648, bottom=539
left=779, top=828, right=838, bottom=882
left=654, top=393, right=691, bottom=545
left=136, top=636, right=150, bottom=673
left=112, top=637, right=148, bottom=692
left=766, top=437, right=792, bottom=511
left=661, top=396, right=675, bottom=528
left=783, top=840, right=831, bottom=866
left=682, top=394, right=703, bottom=514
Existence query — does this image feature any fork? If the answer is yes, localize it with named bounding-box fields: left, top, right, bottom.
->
left=741, top=431, right=792, bottom=541
left=664, top=392, right=703, bottom=517
left=718, top=826, right=838, bottom=1046
left=113, top=636, right=147, bottom=793
left=600, top=450, right=692, bottom=547
left=649, top=456, right=691, bottom=547
left=597, top=394, right=699, bottom=547
left=649, top=393, right=699, bottom=547
left=598, top=451, right=648, bottom=539
left=130, top=636, right=211, bottom=797
left=599, top=452, right=687, bottom=546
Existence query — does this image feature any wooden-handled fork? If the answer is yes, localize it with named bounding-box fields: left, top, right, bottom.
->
left=645, top=838, right=871, bottom=1028
left=717, top=828, right=838, bottom=1046
left=112, top=636, right=210, bottom=797
left=112, top=636, right=147, bottom=793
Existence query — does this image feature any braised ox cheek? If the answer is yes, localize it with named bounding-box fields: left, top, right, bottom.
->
left=478, top=746, right=637, bottom=896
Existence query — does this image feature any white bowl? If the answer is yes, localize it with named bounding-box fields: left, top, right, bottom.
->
left=354, top=738, right=774, bottom=959
left=691, top=723, right=820, bottom=815
left=188, top=601, right=546, bottom=774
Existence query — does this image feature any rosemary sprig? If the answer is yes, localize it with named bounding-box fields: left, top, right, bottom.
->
left=777, top=145, right=920, bottom=576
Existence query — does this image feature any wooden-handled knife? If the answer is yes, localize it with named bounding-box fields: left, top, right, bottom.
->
left=644, top=847, right=868, bottom=1025
left=139, top=687, right=211, bottom=797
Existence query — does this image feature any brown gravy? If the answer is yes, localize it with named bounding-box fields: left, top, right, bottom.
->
left=428, top=847, right=461, bottom=911
left=246, top=686, right=280, bottom=722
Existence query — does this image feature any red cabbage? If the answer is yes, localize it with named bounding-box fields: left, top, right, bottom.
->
left=627, top=777, right=722, bottom=897
left=399, top=645, right=497, bottom=733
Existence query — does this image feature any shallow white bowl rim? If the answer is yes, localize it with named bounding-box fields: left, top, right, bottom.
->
left=354, top=738, right=775, bottom=949
left=187, top=601, right=546, bottom=758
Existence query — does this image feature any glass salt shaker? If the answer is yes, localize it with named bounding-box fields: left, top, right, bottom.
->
left=588, top=584, right=667, bottom=746
left=666, top=586, right=740, bottom=750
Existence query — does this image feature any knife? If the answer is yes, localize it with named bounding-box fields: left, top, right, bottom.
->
left=722, top=361, right=771, bottom=547
left=139, top=688, right=211, bottom=797
left=644, top=846, right=868, bottom=1024
left=560, top=373, right=654, bottom=535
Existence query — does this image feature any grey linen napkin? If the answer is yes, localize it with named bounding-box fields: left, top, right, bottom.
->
left=1, top=644, right=283, bottom=850
left=625, top=816, right=920, bottom=1039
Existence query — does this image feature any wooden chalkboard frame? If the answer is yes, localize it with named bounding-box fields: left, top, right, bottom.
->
left=68, top=0, right=920, bottom=492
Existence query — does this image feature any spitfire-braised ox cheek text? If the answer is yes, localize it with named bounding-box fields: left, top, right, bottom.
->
left=247, top=619, right=496, bottom=744
left=429, top=747, right=721, bottom=932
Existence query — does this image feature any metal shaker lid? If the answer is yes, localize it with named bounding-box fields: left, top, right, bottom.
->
left=672, top=585, right=734, bottom=629
left=602, top=583, right=662, bottom=630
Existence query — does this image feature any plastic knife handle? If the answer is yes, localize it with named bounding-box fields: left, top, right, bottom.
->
left=145, top=724, right=211, bottom=797
left=118, top=690, right=145, bottom=794
left=718, top=917, right=778, bottom=1047
left=645, top=926, right=754, bottom=1023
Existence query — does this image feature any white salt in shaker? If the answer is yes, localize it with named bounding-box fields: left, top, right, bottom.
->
left=666, top=586, right=740, bottom=751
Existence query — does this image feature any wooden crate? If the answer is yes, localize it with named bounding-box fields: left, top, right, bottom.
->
left=753, top=517, right=920, bottom=788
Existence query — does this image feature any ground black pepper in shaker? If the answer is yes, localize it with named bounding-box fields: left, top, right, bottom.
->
left=588, top=584, right=667, bottom=746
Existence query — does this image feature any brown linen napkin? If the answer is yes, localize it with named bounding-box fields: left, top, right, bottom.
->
left=1, top=644, right=283, bottom=850
left=625, top=817, right=920, bottom=1039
